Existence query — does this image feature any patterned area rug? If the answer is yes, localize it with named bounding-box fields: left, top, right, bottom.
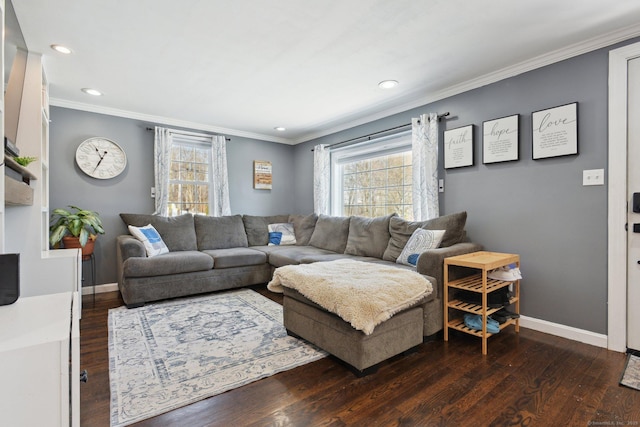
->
left=108, top=289, right=327, bottom=427
left=620, top=354, right=640, bottom=391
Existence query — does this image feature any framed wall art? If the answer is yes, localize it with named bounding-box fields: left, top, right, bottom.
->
left=444, top=125, right=474, bottom=169
left=532, top=102, right=578, bottom=160
left=482, top=114, right=519, bottom=164
left=253, top=160, right=272, bottom=189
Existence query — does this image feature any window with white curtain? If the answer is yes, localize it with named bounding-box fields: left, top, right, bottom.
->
left=168, top=135, right=212, bottom=216
left=331, top=131, right=414, bottom=220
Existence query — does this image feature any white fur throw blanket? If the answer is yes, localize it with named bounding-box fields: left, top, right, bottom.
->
left=267, top=259, right=433, bottom=335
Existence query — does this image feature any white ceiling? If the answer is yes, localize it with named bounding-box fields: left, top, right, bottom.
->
left=12, top=0, right=640, bottom=144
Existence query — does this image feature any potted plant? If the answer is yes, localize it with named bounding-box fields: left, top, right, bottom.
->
left=49, top=205, right=105, bottom=256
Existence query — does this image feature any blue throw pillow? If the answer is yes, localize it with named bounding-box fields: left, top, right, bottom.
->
left=407, top=254, right=419, bottom=266
left=397, top=228, right=446, bottom=267
left=269, top=231, right=283, bottom=245
left=128, top=224, right=169, bottom=257
left=267, top=223, right=296, bottom=246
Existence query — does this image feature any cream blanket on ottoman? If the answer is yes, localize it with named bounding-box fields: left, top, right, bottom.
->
left=267, top=259, right=433, bottom=335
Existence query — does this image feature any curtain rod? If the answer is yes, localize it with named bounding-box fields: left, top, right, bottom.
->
left=311, top=112, right=450, bottom=151
left=145, top=127, right=231, bottom=141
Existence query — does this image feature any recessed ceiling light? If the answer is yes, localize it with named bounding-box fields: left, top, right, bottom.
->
left=274, top=127, right=286, bottom=131
left=51, top=44, right=72, bottom=54
left=81, top=88, right=103, bottom=96
left=378, top=80, right=399, bottom=89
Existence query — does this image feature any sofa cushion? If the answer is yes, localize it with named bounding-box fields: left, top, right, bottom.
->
left=120, top=213, right=197, bottom=251
left=268, top=246, right=336, bottom=268
left=396, top=229, right=445, bottom=266
left=194, top=214, right=248, bottom=250
left=202, top=248, right=267, bottom=269
left=344, top=214, right=395, bottom=258
left=123, top=250, right=213, bottom=277
left=288, top=213, right=318, bottom=246
left=308, top=215, right=351, bottom=253
left=243, top=214, right=290, bottom=246
left=383, top=211, right=467, bottom=261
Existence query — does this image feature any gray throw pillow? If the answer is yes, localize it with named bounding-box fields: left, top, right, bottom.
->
left=308, top=215, right=351, bottom=253
left=382, top=216, right=423, bottom=262
left=423, top=211, right=467, bottom=247
left=119, top=213, right=197, bottom=251
left=382, top=211, right=468, bottom=261
left=242, top=214, right=290, bottom=246
left=194, top=214, right=248, bottom=250
left=344, top=214, right=396, bottom=258
left=288, top=213, right=318, bottom=246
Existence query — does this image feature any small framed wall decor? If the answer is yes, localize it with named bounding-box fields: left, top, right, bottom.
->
left=483, top=114, right=519, bottom=164
left=532, top=102, right=578, bottom=160
left=444, top=125, right=474, bottom=169
left=253, top=160, right=272, bottom=189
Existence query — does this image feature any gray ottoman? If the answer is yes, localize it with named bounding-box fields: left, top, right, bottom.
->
left=283, top=288, right=424, bottom=375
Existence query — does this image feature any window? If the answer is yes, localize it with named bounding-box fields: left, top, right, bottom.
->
left=168, top=136, right=212, bottom=216
left=331, top=132, right=413, bottom=220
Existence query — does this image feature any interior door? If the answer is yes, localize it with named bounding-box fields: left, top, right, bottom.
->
left=627, top=57, right=640, bottom=352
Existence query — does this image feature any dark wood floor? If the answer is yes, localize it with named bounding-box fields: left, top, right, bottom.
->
left=80, top=288, right=640, bottom=427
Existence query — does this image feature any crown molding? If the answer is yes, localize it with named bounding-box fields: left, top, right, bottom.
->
left=293, top=23, right=640, bottom=144
left=48, top=98, right=296, bottom=145
left=50, top=23, right=640, bottom=146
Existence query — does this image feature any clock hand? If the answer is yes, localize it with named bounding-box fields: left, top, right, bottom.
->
left=92, top=144, right=105, bottom=159
left=93, top=151, right=108, bottom=172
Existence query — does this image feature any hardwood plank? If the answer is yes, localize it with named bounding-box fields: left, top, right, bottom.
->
left=80, top=290, right=640, bottom=426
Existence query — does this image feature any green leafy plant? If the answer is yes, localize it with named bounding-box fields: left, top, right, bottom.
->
left=14, top=156, right=37, bottom=166
left=49, top=205, right=105, bottom=248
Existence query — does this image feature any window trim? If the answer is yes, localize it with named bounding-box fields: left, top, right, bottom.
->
left=168, top=135, right=213, bottom=216
left=330, top=131, right=412, bottom=217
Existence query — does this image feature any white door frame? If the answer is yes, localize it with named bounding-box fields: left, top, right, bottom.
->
left=608, top=42, right=640, bottom=352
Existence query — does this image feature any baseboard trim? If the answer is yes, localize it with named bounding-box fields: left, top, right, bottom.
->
left=520, top=315, right=608, bottom=349
left=82, top=283, right=119, bottom=295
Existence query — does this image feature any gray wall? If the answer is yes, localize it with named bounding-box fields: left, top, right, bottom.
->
left=49, top=108, right=297, bottom=285
left=293, top=42, right=624, bottom=335
left=51, top=36, right=635, bottom=335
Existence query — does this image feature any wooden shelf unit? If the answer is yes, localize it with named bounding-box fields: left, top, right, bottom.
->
left=444, top=251, right=520, bottom=354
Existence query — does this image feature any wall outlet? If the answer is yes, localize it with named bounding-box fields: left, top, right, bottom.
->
left=583, top=169, right=604, bottom=186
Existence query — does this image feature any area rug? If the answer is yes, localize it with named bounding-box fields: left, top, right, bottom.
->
left=108, top=289, right=327, bottom=427
left=620, top=354, right=640, bottom=391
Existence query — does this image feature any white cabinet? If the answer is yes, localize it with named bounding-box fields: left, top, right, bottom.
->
left=0, top=292, right=80, bottom=427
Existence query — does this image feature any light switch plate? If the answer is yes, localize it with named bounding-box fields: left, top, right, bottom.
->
left=583, top=169, right=604, bottom=186
left=438, top=179, right=444, bottom=193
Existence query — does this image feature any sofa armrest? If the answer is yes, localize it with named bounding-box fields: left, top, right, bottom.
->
left=416, top=242, right=483, bottom=299
left=117, top=235, right=146, bottom=262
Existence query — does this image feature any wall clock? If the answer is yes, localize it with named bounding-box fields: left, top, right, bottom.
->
left=75, top=137, right=127, bottom=179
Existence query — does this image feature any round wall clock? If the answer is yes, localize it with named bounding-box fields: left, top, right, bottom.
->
left=75, top=137, right=127, bottom=179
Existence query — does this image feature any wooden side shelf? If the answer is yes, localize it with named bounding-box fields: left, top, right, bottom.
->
left=444, top=251, right=521, bottom=355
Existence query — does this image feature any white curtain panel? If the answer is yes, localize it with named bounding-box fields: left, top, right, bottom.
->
left=153, top=127, right=172, bottom=216
left=313, top=144, right=331, bottom=215
left=210, top=135, right=232, bottom=217
left=412, top=113, right=439, bottom=221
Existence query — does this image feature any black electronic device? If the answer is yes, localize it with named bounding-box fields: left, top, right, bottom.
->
left=0, top=253, right=20, bottom=306
left=634, top=193, right=640, bottom=213
left=4, top=137, right=19, bottom=157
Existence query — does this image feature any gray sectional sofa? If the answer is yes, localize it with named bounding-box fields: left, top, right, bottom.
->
left=117, top=211, right=482, bottom=337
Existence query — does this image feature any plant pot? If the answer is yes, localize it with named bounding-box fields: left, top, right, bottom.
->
left=62, top=236, right=95, bottom=258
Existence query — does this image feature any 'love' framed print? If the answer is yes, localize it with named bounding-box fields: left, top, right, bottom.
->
left=532, top=102, right=578, bottom=160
